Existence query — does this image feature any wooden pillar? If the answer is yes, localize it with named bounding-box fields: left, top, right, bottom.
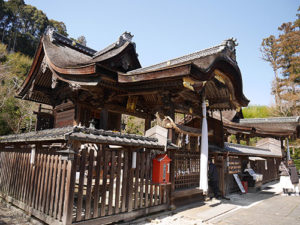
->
left=167, top=107, right=176, bottom=209
left=236, top=134, right=241, bottom=144
left=107, top=112, right=121, bottom=131
left=62, top=141, right=79, bottom=225
left=168, top=149, right=175, bottom=209
left=246, top=136, right=250, bottom=145
left=99, top=109, right=108, bottom=130
left=219, top=110, right=225, bottom=143
left=280, top=138, right=286, bottom=159
left=144, top=116, right=151, bottom=133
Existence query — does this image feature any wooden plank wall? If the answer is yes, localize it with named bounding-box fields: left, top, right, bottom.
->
left=73, top=146, right=169, bottom=223
left=0, top=146, right=70, bottom=224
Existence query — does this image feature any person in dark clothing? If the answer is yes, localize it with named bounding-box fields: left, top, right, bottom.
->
left=208, top=158, right=220, bottom=199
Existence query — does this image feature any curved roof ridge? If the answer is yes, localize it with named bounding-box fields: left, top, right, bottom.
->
left=93, top=31, right=135, bottom=58
left=46, top=27, right=97, bottom=56
left=126, top=39, right=236, bottom=75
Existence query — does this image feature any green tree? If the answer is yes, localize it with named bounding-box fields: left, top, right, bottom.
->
left=0, top=42, right=35, bottom=134
left=76, top=35, right=87, bottom=46
left=0, top=0, right=69, bottom=56
left=48, top=19, right=68, bottom=37
left=242, top=105, right=274, bottom=118
left=122, top=115, right=144, bottom=135
left=261, top=6, right=300, bottom=116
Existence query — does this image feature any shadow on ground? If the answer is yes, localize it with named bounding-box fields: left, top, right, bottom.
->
left=220, top=180, right=280, bottom=207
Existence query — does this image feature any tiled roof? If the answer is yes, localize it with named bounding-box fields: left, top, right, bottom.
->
left=0, top=126, right=73, bottom=143
left=239, top=117, right=300, bottom=124
left=0, top=126, right=172, bottom=149
left=126, top=39, right=236, bottom=75
left=210, top=142, right=282, bottom=157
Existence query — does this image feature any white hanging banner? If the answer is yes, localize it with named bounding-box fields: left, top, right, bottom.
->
left=199, top=100, right=208, bottom=193
left=185, top=134, right=189, bottom=144
left=287, top=138, right=291, bottom=161
left=30, top=147, right=36, bottom=164
left=132, top=152, right=137, bottom=169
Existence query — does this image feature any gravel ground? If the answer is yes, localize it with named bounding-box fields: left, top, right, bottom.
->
left=0, top=200, right=43, bottom=225
left=138, top=214, right=209, bottom=225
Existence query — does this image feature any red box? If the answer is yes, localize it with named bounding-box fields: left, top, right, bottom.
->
left=242, top=181, right=248, bottom=193
left=152, top=154, right=171, bottom=184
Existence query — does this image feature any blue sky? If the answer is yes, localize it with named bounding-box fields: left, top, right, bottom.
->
left=25, top=0, right=299, bottom=106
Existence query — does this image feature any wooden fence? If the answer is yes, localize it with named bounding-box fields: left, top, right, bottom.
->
left=174, top=151, right=200, bottom=190
left=172, top=133, right=201, bottom=191
left=0, top=142, right=170, bottom=225
left=0, top=146, right=70, bottom=225
left=72, top=147, right=169, bottom=224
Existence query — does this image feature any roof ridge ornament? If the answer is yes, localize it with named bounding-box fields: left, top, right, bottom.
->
left=222, top=38, right=238, bottom=62
left=45, top=26, right=55, bottom=42
left=117, top=31, right=134, bottom=47
left=222, top=38, right=238, bottom=49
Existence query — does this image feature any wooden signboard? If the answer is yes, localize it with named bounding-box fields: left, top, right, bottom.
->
left=233, top=174, right=245, bottom=193
left=228, top=156, right=241, bottom=174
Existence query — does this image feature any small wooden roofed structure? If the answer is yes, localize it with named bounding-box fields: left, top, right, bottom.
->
left=238, top=117, right=300, bottom=138
left=221, top=116, right=300, bottom=147
left=210, top=110, right=299, bottom=140
left=210, top=142, right=281, bottom=194
left=16, top=28, right=249, bottom=125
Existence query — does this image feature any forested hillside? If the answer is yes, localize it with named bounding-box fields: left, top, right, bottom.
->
left=0, top=42, right=34, bottom=134
left=0, top=0, right=81, bottom=135
left=0, top=0, right=68, bottom=56
left=0, top=0, right=89, bottom=135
